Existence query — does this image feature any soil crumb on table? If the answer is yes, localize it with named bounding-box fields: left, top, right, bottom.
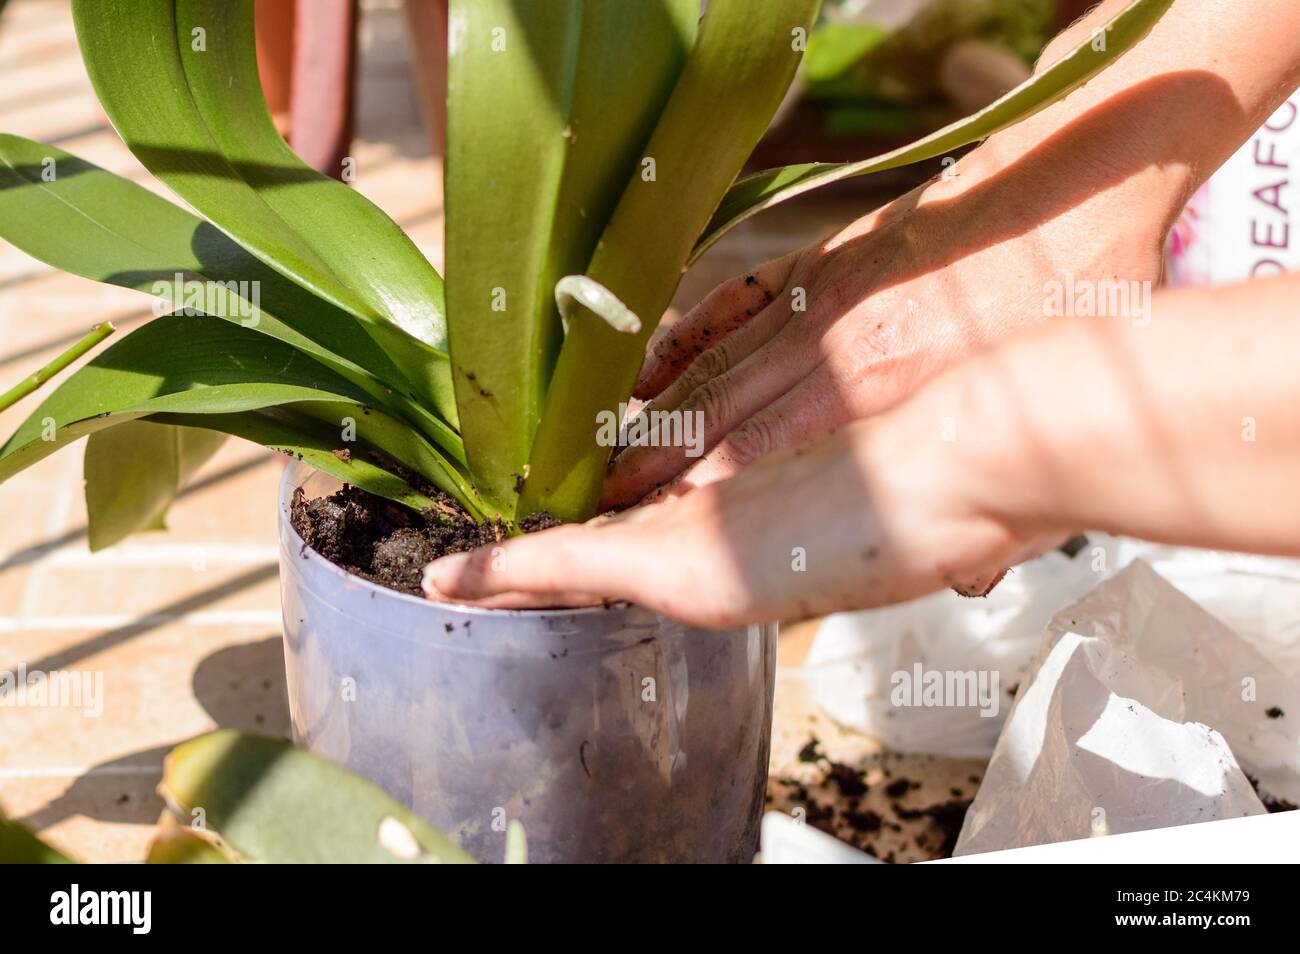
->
left=290, top=483, right=559, bottom=597
left=768, top=735, right=977, bottom=862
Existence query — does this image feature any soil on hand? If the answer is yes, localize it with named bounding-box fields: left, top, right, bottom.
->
left=290, top=483, right=560, bottom=597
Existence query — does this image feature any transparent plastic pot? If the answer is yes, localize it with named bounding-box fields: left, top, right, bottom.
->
left=278, top=461, right=778, bottom=863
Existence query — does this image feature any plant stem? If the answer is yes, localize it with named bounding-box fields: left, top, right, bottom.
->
left=0, top=321, right=114, bottom=413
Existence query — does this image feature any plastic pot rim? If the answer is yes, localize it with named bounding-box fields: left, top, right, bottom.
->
left=278, top=458, right=633, bottom=621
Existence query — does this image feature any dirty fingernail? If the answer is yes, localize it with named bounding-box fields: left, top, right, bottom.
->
left=952, top=567, right=1008, bottom=598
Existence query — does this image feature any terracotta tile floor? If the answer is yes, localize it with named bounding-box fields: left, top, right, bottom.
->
left=0, top=0, right=971, bottom=862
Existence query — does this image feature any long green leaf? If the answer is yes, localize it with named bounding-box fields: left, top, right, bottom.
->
left=0, top=134, right=445, bottom=437
left=84, top=421, right=226, bottom=551
left=250, top=400, right=482, bottom=517
left=160, top=731, right=476, bottom=864
left=691, top=0, right=1175, bottom=260
left=0, top=129, right=470, bottom=538
left=446, top=0, right=698, bottom=518
left=149, top=410, right=446, bottom=514
left=521, top=0, right=821, bottom=521
left=70, top=0, right=456, bottom=421
left=176, top=0, right=446, bottom=344
left=0, top=314, right=369, bottom=475
left=0, top=316, right=482, bottom=516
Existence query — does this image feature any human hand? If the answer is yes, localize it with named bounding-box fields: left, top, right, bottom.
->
left=423, top=373, right=1063, bottom=628
left=422, top=103, right=1182, bottom=622
left=426, top=269, right=1300, bottom=627
left=601, top=72, right=1181, bottom=511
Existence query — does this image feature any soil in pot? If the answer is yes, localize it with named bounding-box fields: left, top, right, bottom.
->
left=289, top=482, right=561, bottom=596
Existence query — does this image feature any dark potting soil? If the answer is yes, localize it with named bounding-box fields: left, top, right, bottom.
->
left=290, top=482, right=562, bottom=597
left=769, top=735, right=978, bottom=862
left=1247, top=774, right=1299, bottom=814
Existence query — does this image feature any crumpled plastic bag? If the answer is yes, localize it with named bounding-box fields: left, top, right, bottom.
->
left=803, top=541, right=1120, bottom=758
left=804, top=539, right=1300, bottom=759
left=954, top=560, right=1299, bottom=855
left=1113, top=541, right=1300, bottom=678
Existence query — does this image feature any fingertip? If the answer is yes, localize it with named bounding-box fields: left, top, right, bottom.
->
left=631, top=373, right=660, bottom=402
left=600, top=460, right=640, bottom=512
left=420, top=563, right=446, bottom=600
left=635, top=347, right=680, bottom=398
left=422, top=551, right=474, bottom=599
left=951, top=567, right=1008, bottom=599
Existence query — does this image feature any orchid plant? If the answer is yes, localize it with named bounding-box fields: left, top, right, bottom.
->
left=0, top=0, right=1171, bottom=547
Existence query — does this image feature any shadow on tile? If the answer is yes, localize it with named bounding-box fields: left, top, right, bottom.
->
left=191, top=635, right=291, bottom=737
left=15, top=635, right=290, bottom=832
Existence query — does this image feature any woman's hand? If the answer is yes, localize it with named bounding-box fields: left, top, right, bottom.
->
left=602, top=123, right=1175, bottom=510
left=425, top=271, right=1300, bottom=627
left=422, top=0, right=1300, bottom=625
left=602, top=0, right=1300, bottom=512
left=423, top=368, right=1062, bottom=628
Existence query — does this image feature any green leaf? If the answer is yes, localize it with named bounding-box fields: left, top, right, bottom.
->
left=521, top=0, right=822, bottom=521
left=156, top=401, right=483, bottom=518
left=0, top=314, right=369, bottom=475
left=445, top=0, right=698, bottom=517
left=145, top=817, right=231, bottom=864
left=84, top=422, right=226, bottom=552
left=0, top=811, right=75, bottom=864
left=174, top=0, right=446, bottom=342
left=69, top=0, right=456, bottom=422
left=692, top=0, right=1175, bottom=260
left=804, top=22, right=889, bottom=83
left=160, top=731, right=476, bottom=864
left=0, top=135, right=431, bottom=424
left=149, top=409, right=444, bottom=513
left=0, top=316, right=484, bottom=517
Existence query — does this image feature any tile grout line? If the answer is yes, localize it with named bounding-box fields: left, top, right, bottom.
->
left=0, top=610, right=284, bottom=632
left=0, top=765, right=163, bottom=780
left=15, top=453, right=80, bottom=624
left=40, top=545, right=280, bottom=567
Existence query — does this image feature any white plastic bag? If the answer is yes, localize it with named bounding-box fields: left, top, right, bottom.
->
left=1115, top=541, right=1300, bottom=678
left=954, top=561, right=1299, bottom=855
left=803, top=541, right=1119, bottom=758
left=804, top=538, right=1300, bottom=760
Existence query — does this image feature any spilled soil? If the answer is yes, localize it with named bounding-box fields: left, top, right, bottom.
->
left=768, top=734, right=978, bottom=862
